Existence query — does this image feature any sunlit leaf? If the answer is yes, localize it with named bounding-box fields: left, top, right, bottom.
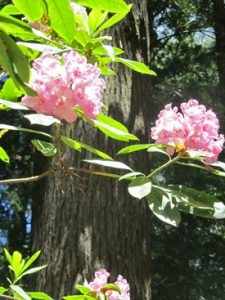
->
left=12, top=0, right=44, bottom=21
left=27, top=292, right=53, bottom=300
left=46, top=0, right=76, bottom=43
left=128, top=177, right=152, bottom=199
left=0, top=146, right=9, bottom=163
left=115, top=57, right=156, bottom=75
left=24, top=114, right=60, bottom=126
left=10, top=285, right=31, bottom=300
left=75, top=0, right=129, bottom=13
left=83, top=159, right=132, bottom=171
left=0, top=98, right=28, bottom=110
left=117, top=144, right=154, bottom=155
left=32, top=139, right=57, bottom=157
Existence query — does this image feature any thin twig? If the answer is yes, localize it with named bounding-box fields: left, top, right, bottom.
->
left=0, top=170, right=52, bottom=185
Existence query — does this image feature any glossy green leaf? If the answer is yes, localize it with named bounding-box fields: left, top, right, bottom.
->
left=4, top=248, right=13, bottom=264
left=10, top=285, right=31, bottom=300
left=94, top=4, right=132, bottom=36
left=46, top=0, right=76, bottom=43
left=94, top=120, right=138, bottom=141
left=147, top=187, right=181, bottom=226
left=0, top=99, right=28, bottom=110
left=0, top=78, right=23, bottom=101
left=128, top=177, right=152, bottom=199
left=119, top=171, right=144, bottom=181
left=88, top=9, right=108, bottom=34
left=0, top=4, right=21, bottom=15
left=169, top=185, right=225, bottom=219
left=18, top=42, right=61, bottom=53
left=61, top=136, right=112, bottom=160
left=21, top=251, right=41, bottom=273
left=12, top=251, right=22, bottom=277
left=32, top=140, right=57, bottom=157
left=0, top=146, right=9, bottom=163
left=0, top=287, right=7, bottom=295
left=20, top=265, right=47, bottom=277
left=24, top=114, right=60, bottom=126
left=147, top=146, right=170, bottom=158
left=83, top=159, right=132, bottom=171
left=64, top=296, right=95, bottom=300
left=0, top=13, right=33, bottom=36
left=117, top=144, right=154, bottom=155
left=0, top=124, right=52, bottom=138
left=75, top=0, right=129, bottom=13
left=115, top=57, right=156, bottom=75
left=75, top=285, right=92, bottom=295
left=12, top=0, right=44, bottom=21
left=27, top=292, right=53, bottom=300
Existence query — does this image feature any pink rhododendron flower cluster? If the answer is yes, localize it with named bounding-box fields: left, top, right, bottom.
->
left=84, top=268, right=130, bottom=300
left=151, top=99, right=224, bottom=162
left=22, top=51, right=105, bottom=122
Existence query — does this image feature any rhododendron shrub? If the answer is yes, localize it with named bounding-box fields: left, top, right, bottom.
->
left=22, top=51, right=106, bottom=122
left=66, top=268, right=130, bottom=300
left=151, top=99, right=225, bottom=162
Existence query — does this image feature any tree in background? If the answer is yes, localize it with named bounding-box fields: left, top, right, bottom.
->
left=31, top=0, right=153, bottom=298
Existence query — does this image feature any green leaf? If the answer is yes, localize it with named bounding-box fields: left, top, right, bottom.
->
left=88, top=9, right=108, bottom=34
left=147, top=146, right=170, bottom=158
left=0, top=78, right=23, bottom=101
left=83, top=159, right=132, bottom=171
left=75, top=285, right=92, bottom=295
left=74, top=0, right=129, bottom=13
left=21, top=251, right=41, bottom=273
left=0, top=4, right=21, bottom=15
left=12, top=0, right=44, bottom=21
left=115, top=57, right=156, bottom=75
left=94, top=120, right=138, bottom=141
left=103, top=284, right=120, bottom=292
left=128, top=177, right=152, bottom=199
left=0, top=99, right=28, bottom=110
left=18, top=42, right=61, bottom=53
left=0, top=287, right=7, bottom=295
left=27, top=292, right=53, bottom=300
left=147, top=187, right=181, bottom=226
left=0, top=124, right=52, bottom=138
left=94, top=4, right=132, bottom=36
left=32, top=140, right=57, bottom=157
left=20, top=265, right=47, bottom=277
left=119, top=171, right=144, bottom=181
left=0, top=146, right=10, bottom=163
left=64, top=296, right=95, bottom=300
left=0, top=30, right=30, bottom=83
left=12, top=251, right=22, bottom=277
left=169, top=185, right=225, bottom=219
left=117, top=144, right=154, bottom=155
left=46, top=0, right=76, bottom=43
left=24, top=114, right=60, bottom=126
left=61, top=136, right=112, bottom=160
left=10, top=285, right=31, bottom=300
left=0, top=13, right=33, bottom=36
left=4, top=248, right=13, bottom=265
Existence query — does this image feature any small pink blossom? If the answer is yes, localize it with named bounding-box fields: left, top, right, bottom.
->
left=22, top=51, right=105, bottom=122
left=83, top=269, right=130, bottom=300
left=151, top=99, right=224, bottom=162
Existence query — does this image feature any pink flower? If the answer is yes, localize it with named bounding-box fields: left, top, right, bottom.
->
left=83, top=270, right=130, bottom=300
left=22, top=51, right=105, bottom=122
left=151, top=99, right=224, bottom=162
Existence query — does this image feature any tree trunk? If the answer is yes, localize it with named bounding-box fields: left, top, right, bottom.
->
left=213, top=0, right=225, bottom=100
left=32, top=1, right=153, bottom=299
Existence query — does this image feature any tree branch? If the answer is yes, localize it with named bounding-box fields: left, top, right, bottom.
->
left=0, top=170, right=52, bottom=185
left=0, top=295, right=19, bottom=300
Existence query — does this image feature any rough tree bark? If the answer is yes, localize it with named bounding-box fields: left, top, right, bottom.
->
left=212, top=0, right=225, bottom=100
left=32, top=1, right=153, bottom=299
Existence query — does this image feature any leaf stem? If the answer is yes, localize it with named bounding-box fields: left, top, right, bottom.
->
left=147, top=155, right=180, bottom=179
